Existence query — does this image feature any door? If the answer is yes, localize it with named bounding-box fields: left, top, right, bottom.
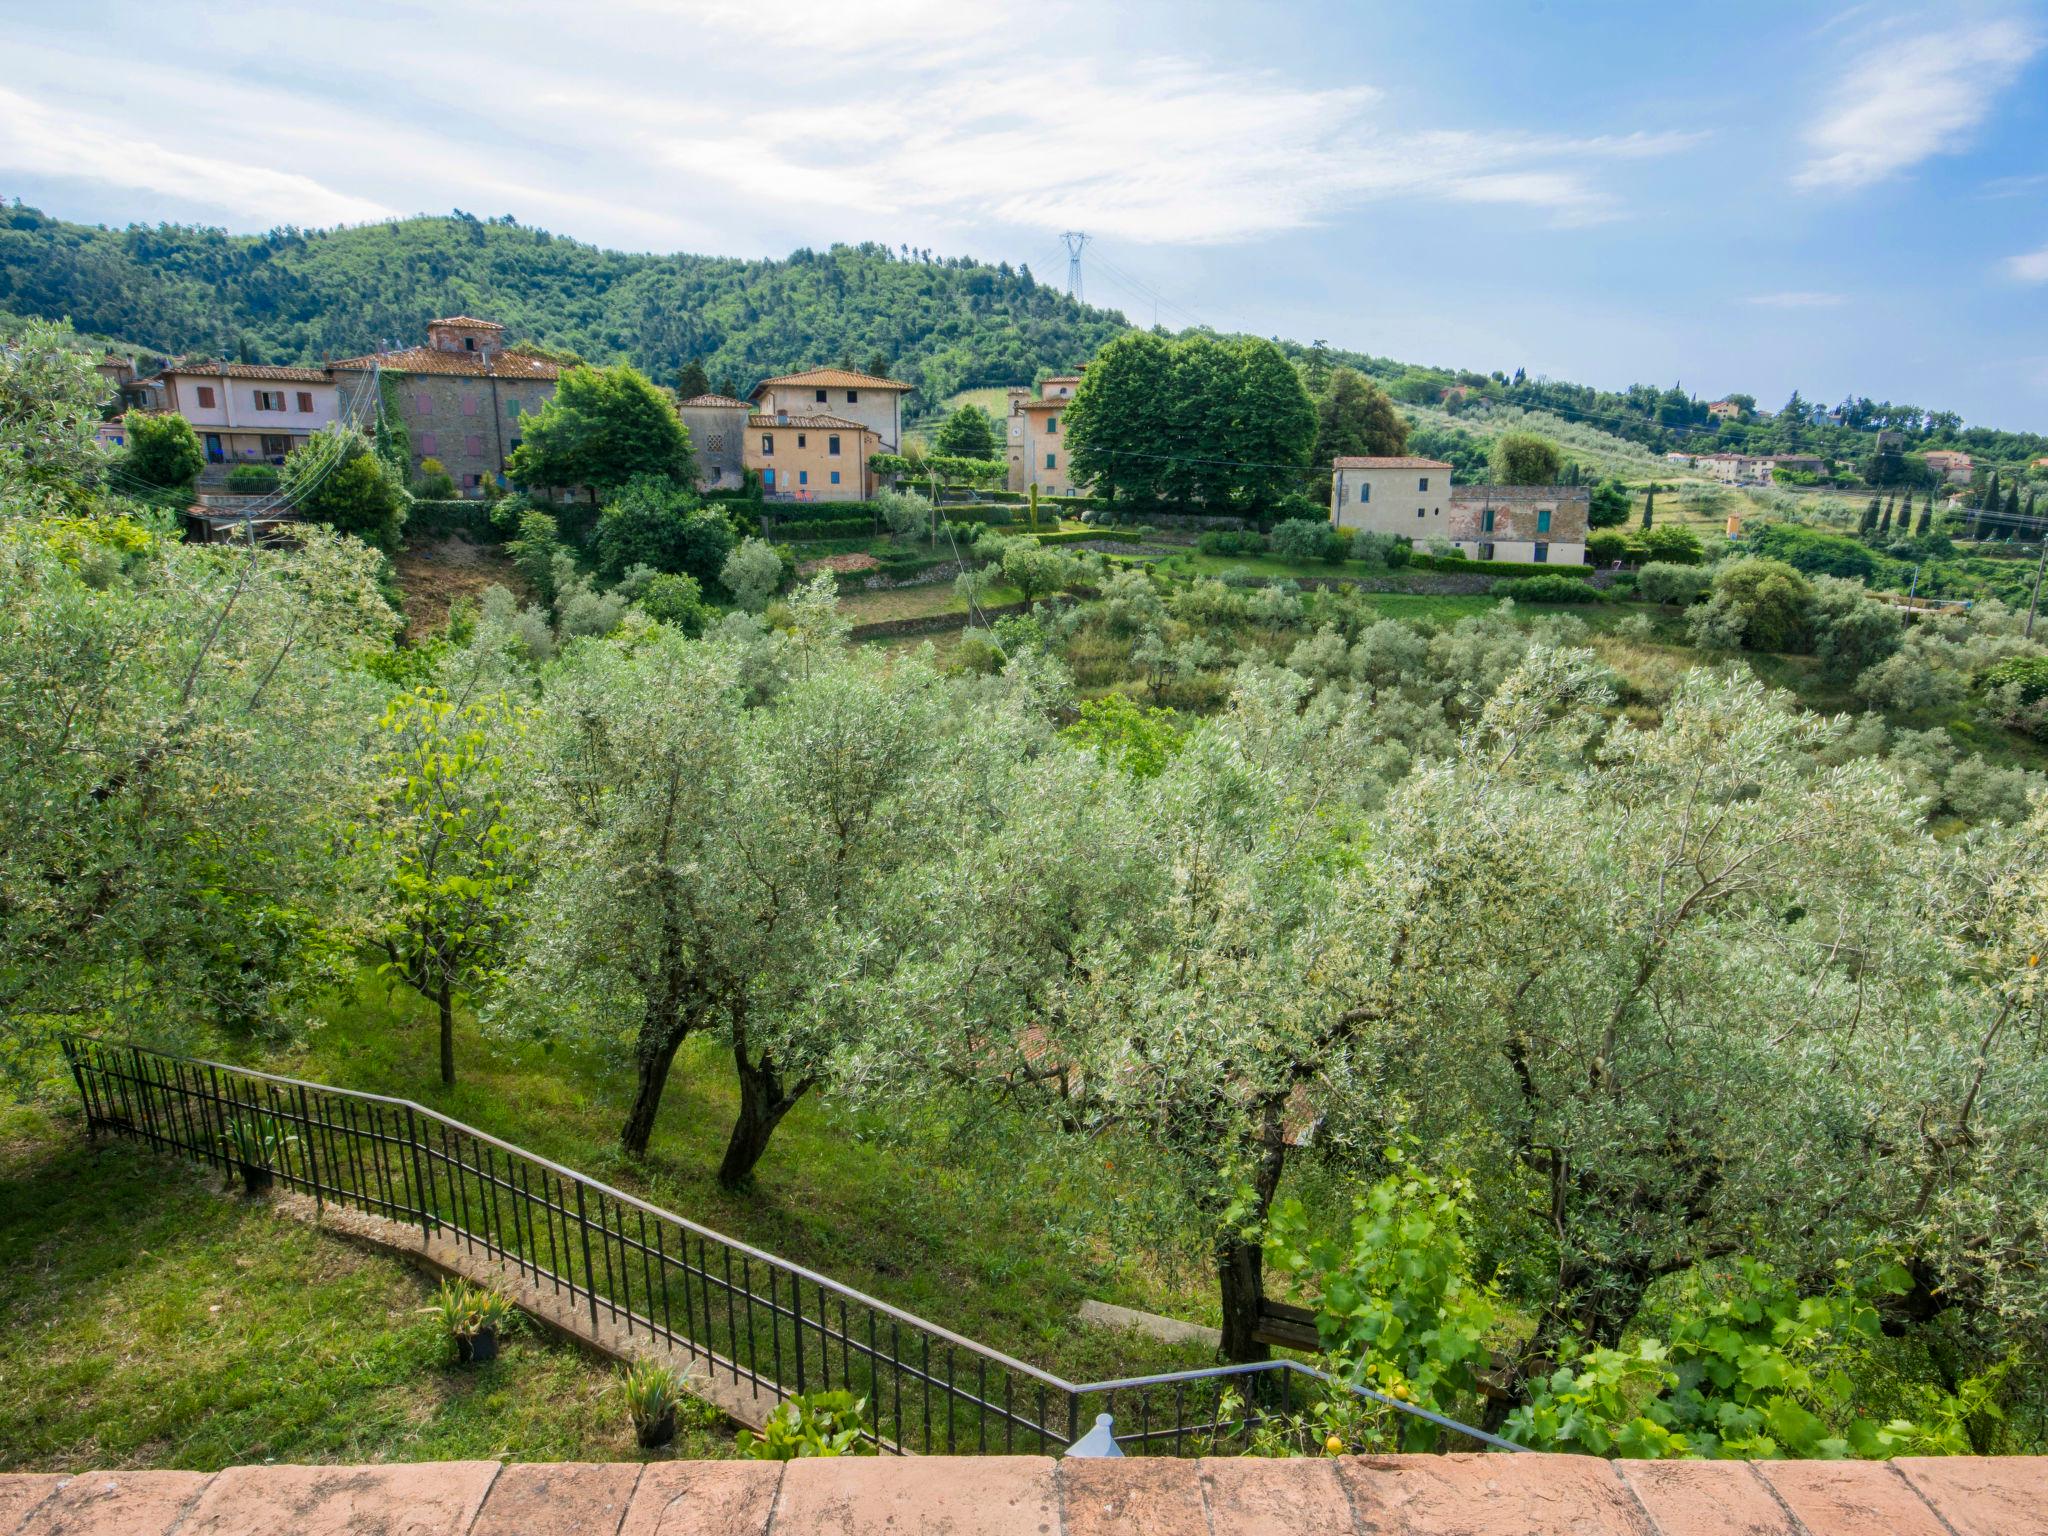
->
left=205, top=433, right=224, bottom=462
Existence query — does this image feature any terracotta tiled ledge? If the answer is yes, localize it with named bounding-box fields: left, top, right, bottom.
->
left=3, top=1452, right=2044, bottom=1535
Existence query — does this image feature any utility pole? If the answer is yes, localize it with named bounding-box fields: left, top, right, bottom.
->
left=1061, top=231, right=1089, bottom=302
left=2026, top=534, right=2047, bottom=639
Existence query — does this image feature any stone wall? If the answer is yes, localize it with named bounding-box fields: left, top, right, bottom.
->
left=397, top=374, right=557, bottom=493
left=4, top=1453, right=2039, bottom=1535
left=1445, top=484, right=1591, bottom=545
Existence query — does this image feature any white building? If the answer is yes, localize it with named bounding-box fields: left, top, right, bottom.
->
left=1331, top=456, right=1588, bottom=565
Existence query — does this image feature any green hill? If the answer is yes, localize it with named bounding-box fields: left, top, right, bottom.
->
left=0, top=204, right=1127, bottom=412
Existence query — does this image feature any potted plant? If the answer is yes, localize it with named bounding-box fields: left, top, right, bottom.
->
left=426, top=1279, right=516, bottom=1364
left=622, top=1359, right=686, bottom=1449
left=219, top=1115, right=295, bottom=1197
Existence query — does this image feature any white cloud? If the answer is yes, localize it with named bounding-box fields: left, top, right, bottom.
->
left=2007, top=242, right=2048, bottom=282
left=0, top=4, right=1700, bottom=253
left=1745, top=290, right=1849, bottom=307
left=0, top=84, right=392, bottom=228
left=1794, top=17, right=2041, bottom=191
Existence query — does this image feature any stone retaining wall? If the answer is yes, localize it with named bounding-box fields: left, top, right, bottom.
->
left=3, top=1453, right=2040, bottom=1535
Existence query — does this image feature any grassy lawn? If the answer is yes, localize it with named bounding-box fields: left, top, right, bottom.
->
left=259, top=979, right=1222, bottom=1385
left=837, top=580, right=1025, bottom=626
left=0, top=1100, right=731, bottom=1472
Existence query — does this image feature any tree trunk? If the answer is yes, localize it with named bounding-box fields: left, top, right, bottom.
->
left=1213, top=1105, right=1291, bottom=1364
left=717, top=1037, right=809, bottom=1190
left=1216, top=1231, right=1271, bottom=1364
left=620, top=1031, right=685, bottom=1159
left=437, top=982, right=456, bottom=1088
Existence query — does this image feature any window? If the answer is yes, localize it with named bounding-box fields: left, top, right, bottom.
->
left=846, top=390, right=859, bottom=403
left=1478, top=542, right=1495, bottom=561
left=1047, top=415, right=1059, bottom=433
left=707, top=433, right=724, bottom=452
left=464, top=337, right=476, bottom=351
left=254, top=390, right=285, bottom=411
left=816, top=389, right=828, bottom=403
left=1481, top=509, right=1495, bottom=533
left=416, top=391, right=434, bottom=414
left=508, top=437, right=520, bottom=454
left=1537, top=509, right=1551, bottom=533
left=1046, top=452, right=1056, bottom=469
left=1418, top=476, right=1430, bottom=492
left=296, top=391, right=314, bottom=413
left=466, top=435, right=485, bottom=458
left=1534, top=542, right=1549, bottom=563
left=764, top=468, right=776, bottom=489
left=798, top=433, right=807, bottom=449
left=419, top=432, right=438, bottom=456
left=830, top=470, right=841, bottom=484
left=196, top=385, right=216, bottom=408
left=761, top=434, right=775, bottom=456
left=465, top=472, right=482, bottom=487
left=461, top=394, right=480, bottom=417
left=799, top=470, right=809, bottom=486
left=1417, top=508, right=1426, bottom=518
left=507, top=398, right=522, bottom=417
left=828, top=434, right=841, bottom=456
left=1360, top=481, right=1370, bottom=502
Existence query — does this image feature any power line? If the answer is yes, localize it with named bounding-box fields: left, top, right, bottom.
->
left=1061, top=232, right=1088, bottom=303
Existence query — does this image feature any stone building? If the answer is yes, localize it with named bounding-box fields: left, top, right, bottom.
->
left=746, top=410, right=877, bottom=502
left=750, top=368, right=908, bottom=453
left=1005, top=374, right=1083, bottom=496
left=329, top=317, right=563, bottom=495
left=677, top=394, right=751, bottom=492
left=1331, top=456, right=1587, bottom=565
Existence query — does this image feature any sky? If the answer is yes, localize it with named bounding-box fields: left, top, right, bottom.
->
left=3, top=0, right=2046, bottom=429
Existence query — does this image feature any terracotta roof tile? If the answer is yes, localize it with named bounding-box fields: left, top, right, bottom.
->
left=160, top=358, right=333, bottom=384
left=428, top=316, right=505, bottom=331
left=679, top=393, right=752, bottom=409
left=327, top=346, right=563, bottom=380
left=748, top=413, right=873, bottom=430
left=1331, top=456, right=1454, bottom=469
left=752, top=368, right=909, bottom=394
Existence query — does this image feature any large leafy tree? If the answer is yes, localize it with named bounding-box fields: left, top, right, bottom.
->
left=591, top=473, right=733, bottom=584
left=933, top=403, right=997, bottom=458
left=119, top=410, right=204, bottom=493
left=507, top=363, right=695, bottom=497
left=282, top=425, right=410, bottom=550
left=1063, top=330, right=1176, bottom=507
left=1312, top=368, right=1409, bottom=466
left=1487, top=431, right=1562, bottom=485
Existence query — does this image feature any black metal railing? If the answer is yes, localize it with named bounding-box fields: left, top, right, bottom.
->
left=59, top=1036, right=1520, bottom=1456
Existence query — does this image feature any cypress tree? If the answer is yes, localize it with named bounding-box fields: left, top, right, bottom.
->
left=1878, top=496, right=1893, bottom=536
left=1914, top=490, right=1932, bottom=537
left=1641, top=484, right=1655, bottom=530
left=1861, top=496, right=1880, bottom=535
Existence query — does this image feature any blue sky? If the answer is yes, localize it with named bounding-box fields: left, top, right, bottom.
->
left=3, top=0, right=2045, bottom=428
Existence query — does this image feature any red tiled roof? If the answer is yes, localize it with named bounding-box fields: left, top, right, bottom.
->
left=159, top=358, right=333, bottom=384
left=748, top=413, right=872, bottom=430
left=1331, top=456, right=1453, bottom=469
left=328, top=346, right=563, bottom=380
left=1019, top=397, right=1068, bottom=412
left=427, top=316, right=505, bottom=331
left=679, top=393, right=752, bottom=409
left=752, top=368, right=909, bottom=394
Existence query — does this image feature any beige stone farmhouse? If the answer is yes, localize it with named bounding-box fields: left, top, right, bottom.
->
left=1331, top=456, right=1588, bottom=565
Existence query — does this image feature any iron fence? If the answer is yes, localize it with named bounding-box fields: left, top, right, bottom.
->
left=59, top=1035, right=1519, bottom=1457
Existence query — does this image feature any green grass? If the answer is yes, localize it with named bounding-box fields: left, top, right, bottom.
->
left=264, top=979, right=1221, bottom=1385
left=837, top=581, right=1026, bottom=626
left=0, top=1100, right=731, bottom=1472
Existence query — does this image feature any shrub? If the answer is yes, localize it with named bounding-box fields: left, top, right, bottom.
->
left=1979, top=654, right=2048, bottom=705
left=762, top=516, right=875, bottom=541
left=1587, top=529, right=1631, bottom=565
left=414, top=455, right=457, bottom=499
left=594, top=475, right=734, bottom=585
left=737, top=1390, right=874, bottom=1459
left=1808, top=576, right=1903, bottom=680
left=1750, top=522, right=1880, bottom=581
left=721, top=536, right=785, bottom=611
left=1690, top=558, right=1813, bottom=653
left=1199, top=530, right=1270, bottom=557
left=1493, top=574, right=1600, bottom=603
left=224, top=463, right=279, bottom=495
left=281, top=425, right=409, bottom=551
left=633, top=571, right=710, bottom=635
left=1353, top=531, right=1409, bottom=568
left=1636, top=562, right=1712, bottom=607
left=1271, top=518, right=1350, bottom=563
left=873, top=489, right=931, bottom=539
left=1488, top=431, right=1562, bottom=485
left=120, top=409, right=204, bottom=491
left=1638, top=524, right=1705, bottom=565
